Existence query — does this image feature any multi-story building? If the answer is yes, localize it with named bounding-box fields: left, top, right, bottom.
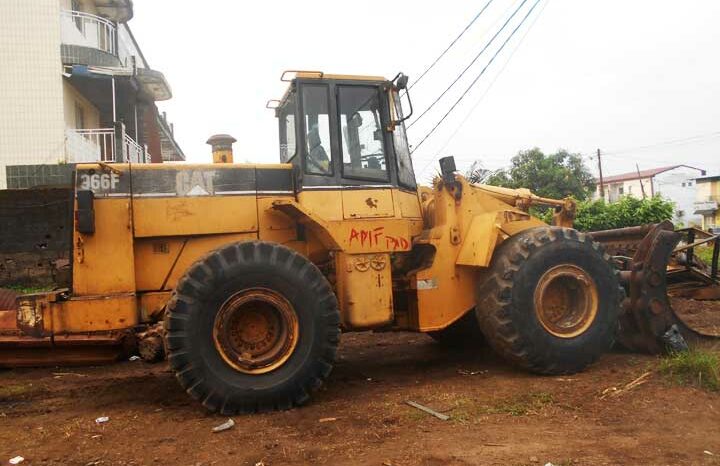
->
left=0, top=0, right=184, bottom=189
left=694, top=175, right=720, bottom=232
left=594, top=164, right=706, bottom=226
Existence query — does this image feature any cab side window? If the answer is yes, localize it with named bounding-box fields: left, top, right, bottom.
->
left=338, top=86, right=388, bottom=181
left=302, top=84, right=332, bottom=175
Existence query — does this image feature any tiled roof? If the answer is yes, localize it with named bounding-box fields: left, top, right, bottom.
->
left=598, top=165, right=705, bottom=184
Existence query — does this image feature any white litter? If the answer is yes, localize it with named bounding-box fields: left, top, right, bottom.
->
left=95, top=416, right=110, bottom=424
left=212, top=418, right=235, bottom=433
left=9, top=456, right=24, bottom=465
left=129, top=355, right=141, bottom=361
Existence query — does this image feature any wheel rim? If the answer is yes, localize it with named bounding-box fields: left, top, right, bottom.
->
left=534, top=264, right=599, bottom=339
left=213, top=288, right=299, bottom=374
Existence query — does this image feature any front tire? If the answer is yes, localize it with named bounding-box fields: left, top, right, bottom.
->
left=165, top=241, right=340, bottom=414
left=476, top=227, right=621, bottom=374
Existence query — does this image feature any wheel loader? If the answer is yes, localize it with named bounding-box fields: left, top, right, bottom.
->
left=1, top=71, right=715, bottom=414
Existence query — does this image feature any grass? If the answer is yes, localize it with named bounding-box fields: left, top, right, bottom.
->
left=659, top=349, right=719, bottom=391
left=446, top=391, right=556, bottom=422
left=694, top=245, right=716, bottom=265
left=0, top=383, right=38, bottom=399
left=4, top=284, right=55, bottom=294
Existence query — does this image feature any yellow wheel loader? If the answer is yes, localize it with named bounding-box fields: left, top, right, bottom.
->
left=3, top=70, right=699, bottom=414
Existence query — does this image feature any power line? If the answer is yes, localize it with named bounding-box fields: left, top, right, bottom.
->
left=429, top=0, right=550, bottom=161
left=411, top=0, right=543, bottom=159
left=407, top=0, right=529, bottom=130
left=408, top=0, right=495, bottom=92
left=604, top=130, right=720, bottom=155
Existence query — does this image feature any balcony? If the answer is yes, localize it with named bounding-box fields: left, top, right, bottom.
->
left=66, top=127, right=150, bottom=164
left=694, top=200, right=718, bottom=215
left=60, top=10, right=122, bottom=67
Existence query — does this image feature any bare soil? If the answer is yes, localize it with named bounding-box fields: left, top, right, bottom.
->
left=1, top=332, right=720, bottom=466
left=672, top=297, right=720, bottom=336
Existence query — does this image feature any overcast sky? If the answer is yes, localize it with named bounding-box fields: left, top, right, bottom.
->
left=130, top=0, right=720, bottom=182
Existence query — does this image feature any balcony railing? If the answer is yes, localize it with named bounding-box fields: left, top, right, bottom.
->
left=66, top=128, right=150, bottom=164
left=694, top=200, right=719, bottom=212
left=60, top=10, right=116, bottom=55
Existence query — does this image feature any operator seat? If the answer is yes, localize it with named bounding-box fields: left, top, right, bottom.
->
left=307, top=124, right=330, bottom=174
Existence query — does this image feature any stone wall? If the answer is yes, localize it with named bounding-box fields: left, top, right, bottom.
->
left=0, top=188, right=73, bottom=287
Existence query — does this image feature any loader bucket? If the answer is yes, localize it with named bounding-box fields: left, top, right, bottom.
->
left=589, top=221, right=720, bottom=353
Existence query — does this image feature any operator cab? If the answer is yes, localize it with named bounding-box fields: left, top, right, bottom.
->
left=273, top=71, right=416, bottom=191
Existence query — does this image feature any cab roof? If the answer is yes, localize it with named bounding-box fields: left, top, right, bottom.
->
left=282, top=70, right=387, bottom=82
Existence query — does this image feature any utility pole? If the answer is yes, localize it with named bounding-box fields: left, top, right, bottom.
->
left=636, top=163, right=647, bottom=199
left=597, top=148, right=605, bottom=200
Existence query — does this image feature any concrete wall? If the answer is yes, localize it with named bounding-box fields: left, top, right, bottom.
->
left=0, top=188, right=73, bottom=287
left=653, top=167, right=703, bottom=226
left=0, top=0, right=66, bottom=189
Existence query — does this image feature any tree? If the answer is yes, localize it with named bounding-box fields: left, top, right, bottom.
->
left=483, top=148, right=595, bottom=201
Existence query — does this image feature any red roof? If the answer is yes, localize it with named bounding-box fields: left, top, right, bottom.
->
left=598, top=165, right=705, bottom=184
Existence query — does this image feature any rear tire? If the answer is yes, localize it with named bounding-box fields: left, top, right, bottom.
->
left=476, top=227, right=621, bottom=374
left=165, top=241, right=340, bottom=414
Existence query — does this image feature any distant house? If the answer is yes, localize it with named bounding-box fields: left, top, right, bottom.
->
left=593, top=165, right=707, bottom=226
left=694, top=175, right=720, bottom=232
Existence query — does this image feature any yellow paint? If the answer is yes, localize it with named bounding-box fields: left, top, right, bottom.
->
left=342, top=189, right=395, bottom=219
left=396, top=190, right=423, bottom=219
left=298, top=190, right=344, bottom=221
left=334, top=252, right=393, bottom=328
left=51, top=294, right=138, bottom=333
left=132, top=196, right=258, bottom=238
left=456, top=212, right=500, bottom=267
left=138, top=291, right=171, bottom=322
left=73, top=198, right=136, bottom=295
left=212, top=149, right=234, bottom=164
left=161, top=233, right=258, bottom=290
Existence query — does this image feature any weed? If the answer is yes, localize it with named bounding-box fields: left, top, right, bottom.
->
left=5, top=284, right=54, bottom=294
left=0, top=383, right=38, bottom=399
left=659, top=349, right=719, bottom=391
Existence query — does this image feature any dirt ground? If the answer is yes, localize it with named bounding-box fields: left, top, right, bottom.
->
left=672, top=297, right=720, bottom=336
left=1, top=331, right=720, bottom=466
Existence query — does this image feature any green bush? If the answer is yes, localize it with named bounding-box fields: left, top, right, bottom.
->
left=569, top=196, right=675, bottom=232
left=659, top=349, right=719, bottom=391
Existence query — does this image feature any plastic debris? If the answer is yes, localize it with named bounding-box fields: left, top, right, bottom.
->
left=705, top=450, right=715, bottom=456
left=212, top=418, right=235, bottom=433
left=9, top=456, right=25, bottom=465
left=405, top=400, right=450, bottom=421
left=661, top=324, right=689, bottom=352
left=319, top=417, right=337, bottom=423
left=95, top=416, right=110, bottom=424
left=129, top=355, right=141, bottom=361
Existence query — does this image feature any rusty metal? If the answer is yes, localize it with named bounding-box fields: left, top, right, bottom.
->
left=137, top=322, right=165, bottom=363
left=212, top=288, right=299, bottom=374
left=599, top=221, right=719, bottom=353
left=0, top=288, right=18, bottom=311
left=533, top=264, right=599, bottom=339
left=0, top=331, right=135, bottom=367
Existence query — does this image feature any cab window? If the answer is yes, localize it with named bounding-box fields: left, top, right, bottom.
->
left=278, top=92, right=296, bottom=162
left=337, top=86, right=388, bottom=181
left=302, top=84, right=332, bottom=175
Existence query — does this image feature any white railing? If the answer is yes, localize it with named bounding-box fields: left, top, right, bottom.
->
left=66, top=129, right=150, bottom=163
left=124, top=134, right=148, bottom=163
left=695, top=200, right=719, bottom=212
left=60, top=10, right=116, bottom=55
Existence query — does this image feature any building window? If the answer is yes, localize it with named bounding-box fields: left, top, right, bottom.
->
left=618, top=186, right=624, bottom=195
